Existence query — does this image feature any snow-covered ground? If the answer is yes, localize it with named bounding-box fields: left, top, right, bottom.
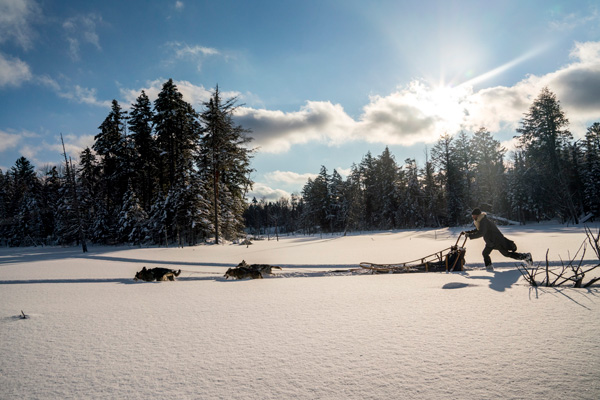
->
left=1, top=224, right=599, bottom=399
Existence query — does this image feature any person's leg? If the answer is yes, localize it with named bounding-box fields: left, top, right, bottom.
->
left=498, top=248, right=531, bottom=263
left=482, top=245, right=493, bottom=267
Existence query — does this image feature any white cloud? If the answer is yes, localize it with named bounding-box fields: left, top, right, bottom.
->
left=357, top=82, right=473, bottom=145
left=549, top=8, right=599, bottom=31
left=264, top=170, right=317, bottom=186
left=469, top=41, right=600, bottom=137
left=246, top=182, right=291, bottom=202
left=62, top=13, right=102, bottom=61
left=175, top=1, right=184, bottom=10
left=165, top=41, right=223, bottom=71
left=234, top=85, right=468, bottom=153
left=0, top=52, right=32, bottom=87
left=0, top=0, right=40, bottom=50
left=0, top=129, right=23, bottom=152
left=235, top=41, right=600, bottom=153
left=234, top=101, right=355, bottom=153
left=174, top=44, right=220, bottom=58
left=50, top=133, right=95, bottom=162
left=335, top=167, right=351, bottom=178
left=20, top=133, right=96, bottom=167
left=35, top=74, right=60, bottom=91
left=58, top=84, right=111, bottom=108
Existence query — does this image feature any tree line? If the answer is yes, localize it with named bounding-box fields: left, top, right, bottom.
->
left=0, top=79, right=253, bottom=249
left=245, top=87, right=600, bottom=235
left=2, top=86, right=599, bottom=247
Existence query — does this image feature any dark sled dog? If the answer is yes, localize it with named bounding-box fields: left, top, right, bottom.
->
left=244, top=262, right=283, bottom=275
left=134, top=267, right=181, bottom=282
left=224, top=260, right=282, bottom=280
left=224, top=266, right=263, bottom=280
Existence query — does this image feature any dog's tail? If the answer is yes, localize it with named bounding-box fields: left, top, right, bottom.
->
left=174, top=269, right=181, bottom=277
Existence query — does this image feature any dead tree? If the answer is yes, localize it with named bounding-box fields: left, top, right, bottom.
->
left=518, top=227, right=600, bottom=288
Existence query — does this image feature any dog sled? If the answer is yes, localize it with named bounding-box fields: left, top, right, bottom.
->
left=360, top=232, right=467, bottom=273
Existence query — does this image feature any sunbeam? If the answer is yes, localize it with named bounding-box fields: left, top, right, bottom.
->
left=459, top=43, right=552, bottom=88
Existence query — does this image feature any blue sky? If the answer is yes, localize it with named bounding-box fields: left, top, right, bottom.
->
left=1, top=0, right=599, bottom=200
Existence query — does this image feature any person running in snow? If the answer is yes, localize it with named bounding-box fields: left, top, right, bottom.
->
left=463, top=208, right=532, bottom=271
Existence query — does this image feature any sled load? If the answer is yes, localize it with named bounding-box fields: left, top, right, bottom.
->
left=360, top=232, right=467, bottom=273
left=134, top=267, right=181, bottom=281
left=224, top=260, right=282, bottom=280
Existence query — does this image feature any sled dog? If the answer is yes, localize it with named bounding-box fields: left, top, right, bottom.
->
left=134, top=267, right=181, bottom=282
left=224, top=266, right=263, bottom=280
left=236, top=260, right=282, bottom=275
left=223, top=260, right=283, bottom=280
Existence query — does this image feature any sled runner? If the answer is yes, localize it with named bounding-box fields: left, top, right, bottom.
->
left=360, top=232, right=468, bottom=273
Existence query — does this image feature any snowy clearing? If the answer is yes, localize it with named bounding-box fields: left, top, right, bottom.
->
left=1, top=224, right=599, bottom=399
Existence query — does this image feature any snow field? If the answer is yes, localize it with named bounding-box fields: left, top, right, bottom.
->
left=1, top=224, right=599, bottom=399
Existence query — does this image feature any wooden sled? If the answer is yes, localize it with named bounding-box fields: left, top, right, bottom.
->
left=360, top=232, right=468, bottom=273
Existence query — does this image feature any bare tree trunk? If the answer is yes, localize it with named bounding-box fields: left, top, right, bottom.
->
left=61, top=134, right=87, bottom=253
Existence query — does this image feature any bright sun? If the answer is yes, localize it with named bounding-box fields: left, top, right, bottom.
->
left=420, top=84, right=471, bottom=133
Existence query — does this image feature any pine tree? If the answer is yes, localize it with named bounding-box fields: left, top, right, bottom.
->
left=432, top=133, right=462, bottom=226
left=6, top=157, right=42, bottom=246
left=360, top=152, right=377, bottom=229
left=145, top=191, right=168, bottom=245
left=374, top=147, right=400, bottom=229
left=301, top=177, right=322, bottom=234
left=583, top=122, right=600, bottom=217
left=329, top=169, right=347, bottom=232
left=199, top=85, right=253, bottom=243
left=182, top=169, right=213, bottom=244
left=129, top=90, right=158, bottom=210
left=0, top=169, right=8, bottom=245
left=154, top=79, right=200, bottom=191
left=421, top=149, right=442, bottom=227
left=40, top=166, right=61, bottom=244
left=516, top=87, right=576, bottom=222
left=78, top=147, right=99, bottom=240
left=172, top=163, right=212, bottom=246
left=506, top=150, right=532, bottom=223
left=344, top=163, right=365, bottom=233
left=301, top=166, right=331, bottom=233
left=117, top=184, right=148, bottom=244
left=470, top=127, right=506, bottom=214
left=14, top=191, right=44, bottom=246
left=93, top=99, right=129, bottom=237
left=453, top=131, right=473, bottom=219
left=401, top=158, right=424, bottom=228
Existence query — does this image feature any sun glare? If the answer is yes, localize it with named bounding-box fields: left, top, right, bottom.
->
left=408, top=44, right=551, bottom=136
left=419, top=83, right=471, bottom=133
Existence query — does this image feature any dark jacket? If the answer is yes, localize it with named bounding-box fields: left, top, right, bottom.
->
left=466, top=214, right=516, bottom=251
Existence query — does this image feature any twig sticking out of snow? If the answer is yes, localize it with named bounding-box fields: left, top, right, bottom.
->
left=517, top=228, right=600, bottom=288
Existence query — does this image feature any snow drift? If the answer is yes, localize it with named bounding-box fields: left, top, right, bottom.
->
left=1, top=224, right=599, bottom=399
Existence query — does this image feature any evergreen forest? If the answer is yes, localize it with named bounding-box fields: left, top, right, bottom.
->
left=1, top=79, right=253, bottom=249
left=1, top=84, right=599, bottom=248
